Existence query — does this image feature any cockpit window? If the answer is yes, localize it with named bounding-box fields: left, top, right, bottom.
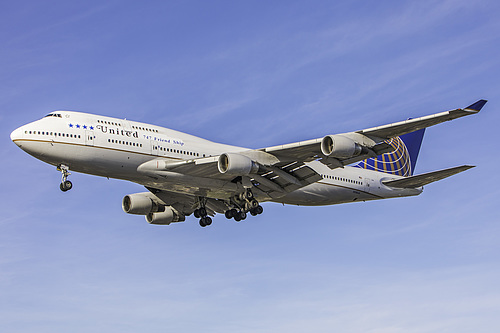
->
left=44, top=113, right=62, bottom=118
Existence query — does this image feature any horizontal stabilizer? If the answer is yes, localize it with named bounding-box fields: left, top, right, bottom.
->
left=382, top=165, right=475, bottom=188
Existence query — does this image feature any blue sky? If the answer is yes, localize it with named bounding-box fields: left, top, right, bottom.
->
left=2, top=1, right=500, bottom=332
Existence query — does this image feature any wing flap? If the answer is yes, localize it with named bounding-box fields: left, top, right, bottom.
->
left=382, top=165, right=475, bottom=188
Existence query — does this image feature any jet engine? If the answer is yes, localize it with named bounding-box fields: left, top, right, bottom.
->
left=321, top=135, right=363, bottom=159
left=146, top=207, right=185, bottom=225
left=122, top=193, right=165, bottom=215
left=218, top=153, right=259, bottom=175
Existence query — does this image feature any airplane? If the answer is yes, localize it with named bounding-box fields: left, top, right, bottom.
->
left=10, top=100, right=487, bottom=227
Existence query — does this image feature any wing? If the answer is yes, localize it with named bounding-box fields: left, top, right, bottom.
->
left=138, top=100, right=485, bottom=199
left=357, top=100, right=487, bottom=138
left=262, top=100, right=486, bottom=169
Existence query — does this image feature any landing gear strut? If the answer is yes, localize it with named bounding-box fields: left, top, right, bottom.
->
left=57, top=164, right=72, bottom=192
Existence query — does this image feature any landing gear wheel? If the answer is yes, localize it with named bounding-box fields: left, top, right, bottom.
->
left=234, top=214, right=242, bottom=222
left=199, top=216, right=212, bottom=227
left=249, top=205, right=263, bottom=216
left=194, top=209, right=200, bottom=218
left=249, top=199, right=259, bottom=209
left=245, top=189, right=254, bottom=200
left=238, top=189, right=254, bottom=201
left=60, top=180, right=72, bottom=192
left=239, top=211, right=247, bottom=220
left=204, top=216, right=212, bottom=226
left=198, top=207, right=207, bottom=217
left=225, top=210, right=233, bottom=219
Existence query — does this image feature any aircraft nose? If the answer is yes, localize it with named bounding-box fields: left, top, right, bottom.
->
left=10, top=126, right=23, bottom=145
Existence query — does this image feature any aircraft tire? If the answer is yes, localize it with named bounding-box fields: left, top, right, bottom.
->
left=60, top=180, right=72, bottom=192
left=198, top=207, right=207, bottom=217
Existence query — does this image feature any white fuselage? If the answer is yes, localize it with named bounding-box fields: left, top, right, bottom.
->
left=10, top=111, right=422, bottom=206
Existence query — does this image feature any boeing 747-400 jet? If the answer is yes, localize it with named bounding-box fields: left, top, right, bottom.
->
left=10, top=100, right=486, bottom=227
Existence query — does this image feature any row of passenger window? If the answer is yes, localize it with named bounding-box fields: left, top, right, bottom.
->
left=155, top=145, right=202, bottom=157
left=97, top=119, right=121, bottom=127
left=25, top=130, right=81, bottom=139
left=132, top=125, right=159, bottom=133
left=322, top=174, right=363, bottom=185
left=97, top=119, right=159, bottom=134
left=108, top=139, right=143, bottom=147
left=108, top=139, right=204, bottom=157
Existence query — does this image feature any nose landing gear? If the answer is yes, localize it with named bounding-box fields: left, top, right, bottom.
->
left=57, top=164, right=72, bottom=192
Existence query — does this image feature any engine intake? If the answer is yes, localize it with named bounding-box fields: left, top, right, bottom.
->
left=122, top=193, right=165, bottom=215
left=218, top=153, right=259, bottom=175
left=321, top=135, right=362, bottom=159
left=146, top=207, right=185, bottom=225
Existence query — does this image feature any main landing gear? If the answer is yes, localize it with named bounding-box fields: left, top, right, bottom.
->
left=57, top=164, right=72, bottom=192
left=224, top=189, right=264, bottom=222
left=194, top=189, right=263, bottom=228
left=194, top=206, right=212, bottom=227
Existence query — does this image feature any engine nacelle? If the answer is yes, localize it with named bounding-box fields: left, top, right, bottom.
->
left=321, top=135, right=362, bottom=159
left=218, top=153, right=259, bottom=175
left=122, top=193, right=165, bottom=215
left=146, top=207, right=185, bottom=225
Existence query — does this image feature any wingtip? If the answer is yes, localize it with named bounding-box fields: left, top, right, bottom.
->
left=465, top=99, right=487, bottom=112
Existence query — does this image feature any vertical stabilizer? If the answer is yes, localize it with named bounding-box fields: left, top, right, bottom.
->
left=354, top=128, right=425, bottom=176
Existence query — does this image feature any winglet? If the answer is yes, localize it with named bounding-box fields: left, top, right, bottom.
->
left=465, top=99, right=487, bottom=112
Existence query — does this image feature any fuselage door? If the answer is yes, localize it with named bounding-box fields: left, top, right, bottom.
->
left=85, top=131, right=95, bottom=146
left=151, top=140, right=158, bottom=156
left=364, top=178, right=373, bottom=193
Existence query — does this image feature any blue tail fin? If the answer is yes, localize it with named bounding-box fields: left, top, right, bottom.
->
left=354, top=128, right=425, bottom=176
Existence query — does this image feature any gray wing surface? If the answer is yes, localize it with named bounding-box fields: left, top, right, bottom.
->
left=138, top=100, right=485, bottom=199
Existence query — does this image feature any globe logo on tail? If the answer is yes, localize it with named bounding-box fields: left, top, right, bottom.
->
left=354, top=137, right=412, bottom=177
